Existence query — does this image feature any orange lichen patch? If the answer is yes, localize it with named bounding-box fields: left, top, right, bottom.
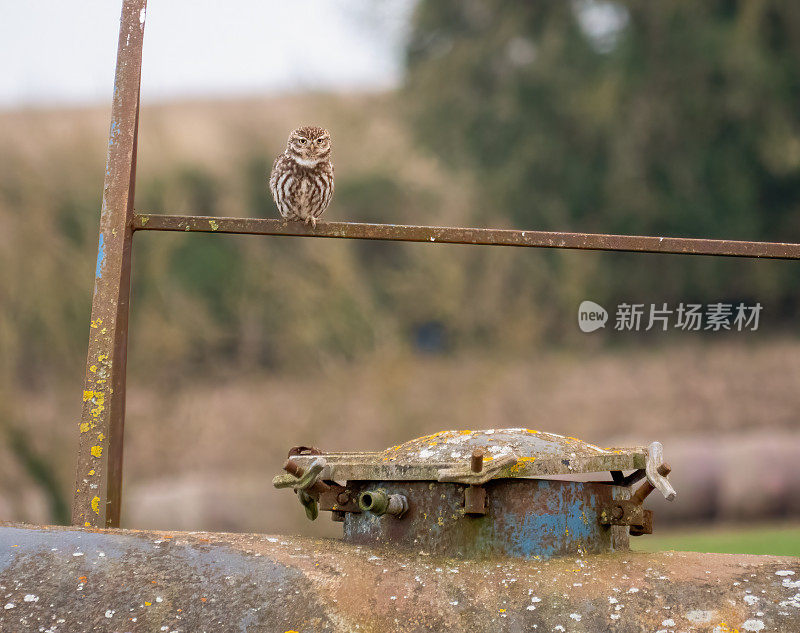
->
left=144, top=601, right=151, bottom=606
left=77, top=576, right=88, bottom=583
left=200, top=597, right=207, bottom=602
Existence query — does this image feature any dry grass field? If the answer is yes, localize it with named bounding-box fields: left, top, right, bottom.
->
left=2, top=336, right=798, bottom=538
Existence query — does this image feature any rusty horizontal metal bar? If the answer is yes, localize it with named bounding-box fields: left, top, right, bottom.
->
left=132, top=213, right=800, bottom=259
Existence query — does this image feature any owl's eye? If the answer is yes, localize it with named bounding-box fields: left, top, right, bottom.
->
left=317, top=138, right=326, bottom=145
left=298, top=138, right=307, bottom=145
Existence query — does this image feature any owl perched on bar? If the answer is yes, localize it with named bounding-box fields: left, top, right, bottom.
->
left=269, top=126, right=334, bottom=228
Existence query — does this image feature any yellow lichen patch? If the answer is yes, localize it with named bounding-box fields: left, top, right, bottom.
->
left=145, top=601, right=151, bottom=606
left=84, top=522, right=91, bottom=527
left=89, top=365, right=97, bottom=373
left=91, top=496, right=101, bottom=515
left=83, top=390, right=95, bottom=402
left=89, top=469, right=95, bottom=475
left=91, top=391, right=105, bottom=417
left=209, top=219, right=219, bottom=231
left=80, top=422, right=91, bottom=433
left=506, top=455, right=536, bottom=475
left=90, top=318, right=103, bottom=329
left=98, top=353, right=108, bottom=363
left=90, top=445, right=103, bottom=458
left=97, top=432, right=105, bottom=441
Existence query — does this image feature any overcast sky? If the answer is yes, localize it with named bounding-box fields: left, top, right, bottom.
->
left=0, top=1, right=414, bottom=108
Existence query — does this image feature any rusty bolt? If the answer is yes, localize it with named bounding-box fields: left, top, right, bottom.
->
left=283, top=458, right=330, bottom=496
left=284, top=459, right=304, bottom=478
left=631, top=462, right=672, bottom=505
left=337, top=492, right=350, bottom=505
left=471, top=449, right=484, bottom=473
left=612, top=505, right=624, bottom=520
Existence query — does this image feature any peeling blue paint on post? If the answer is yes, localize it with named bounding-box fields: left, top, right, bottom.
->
left=95, top=234, right=106, bottom=279
left=108, top=120, right=120, bottom=147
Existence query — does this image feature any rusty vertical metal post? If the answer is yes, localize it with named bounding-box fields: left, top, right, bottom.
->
left=71, top=0, right=147, bottom=528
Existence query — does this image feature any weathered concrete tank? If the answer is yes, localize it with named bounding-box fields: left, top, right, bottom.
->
left=2, top=430, right=799, bottom=631
left=1, top=524, right=798, bottom=632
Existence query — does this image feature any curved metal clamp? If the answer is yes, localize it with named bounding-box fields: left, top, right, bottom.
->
left=273, top=457, right=328, bottom=491
left=273, top=457, right=329, bottom=521
left=644, top=442, right=676, bottom=501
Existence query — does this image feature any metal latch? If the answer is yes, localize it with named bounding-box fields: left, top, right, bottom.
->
left=600, top=442, right=675, bottom=536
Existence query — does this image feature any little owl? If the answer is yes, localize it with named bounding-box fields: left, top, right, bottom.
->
left=269, top=125, right=334, bottom=228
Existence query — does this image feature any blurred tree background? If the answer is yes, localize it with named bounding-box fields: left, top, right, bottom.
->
left=0, top=1, right=799, bottom=530
left=405, top=0, right=800, bottom=327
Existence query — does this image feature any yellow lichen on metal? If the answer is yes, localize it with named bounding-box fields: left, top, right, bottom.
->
left=505, top=455, right=536, bottom=475
left=83, top=390, right=95, bottom=402
left=90, top=391, right=105, bottom=418
left=80, top=422, right=91, bottom=433
left=91, top=445, right=103, bottom=458
left=89, top=365, right=97, bottom=373
left=91, top=496, right=101, bottom=514
left=209, top=219, right=219, bottom=231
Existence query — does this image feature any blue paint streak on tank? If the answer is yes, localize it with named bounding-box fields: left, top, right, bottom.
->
left=500, top=480, right=605, bottom=559
left=95, top=234, right=106, bottom=279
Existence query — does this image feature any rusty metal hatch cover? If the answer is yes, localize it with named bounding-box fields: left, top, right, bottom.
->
left=280, top=429, right=649, bottom=484
left=274, top=429, right=677, bottom=560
